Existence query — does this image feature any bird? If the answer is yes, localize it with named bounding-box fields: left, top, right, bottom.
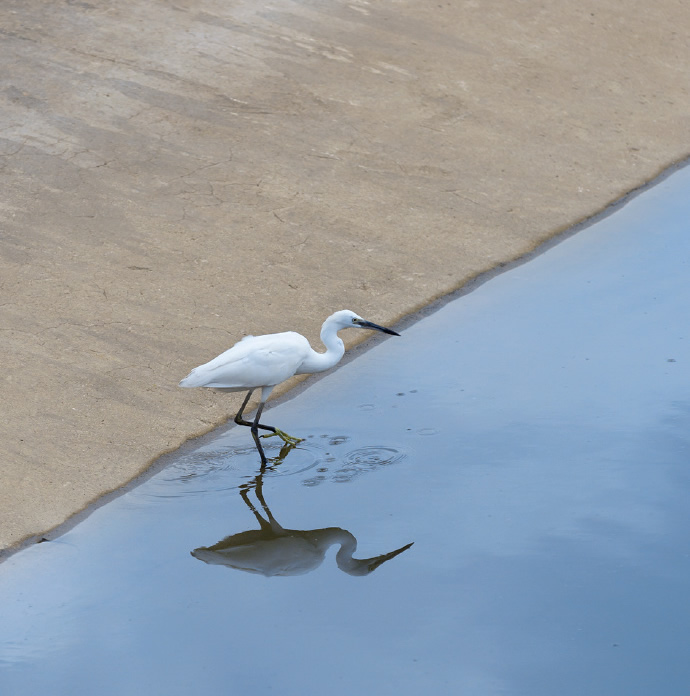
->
left=179, top=309, right=400, bottom=445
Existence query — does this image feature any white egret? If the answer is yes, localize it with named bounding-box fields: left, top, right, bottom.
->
left=179, top=309, right=400, bottom=444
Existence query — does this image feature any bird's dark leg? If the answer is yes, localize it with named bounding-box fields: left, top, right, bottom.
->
left=250, top=427, right=296, bottom=471
left=233, top=390, right=274, bottom=433
left=249, top=402, right=271, bottom=467
left=253, top=401, right=304, bottom=446
left=233, top=389, right=254, bottom=426
left=251, top=400, right=270, bottom=434
left=235, top=391, right=303, bottom=446
left=251, top=403, right=296, bottom=466
left=250, top=428, right=268, bottom=467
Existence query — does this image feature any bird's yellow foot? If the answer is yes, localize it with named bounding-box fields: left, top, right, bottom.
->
left=261, top=428, right=304, bottom=446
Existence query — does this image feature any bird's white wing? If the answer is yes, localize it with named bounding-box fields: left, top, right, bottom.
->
left=179, top=332, right=312, bottom=389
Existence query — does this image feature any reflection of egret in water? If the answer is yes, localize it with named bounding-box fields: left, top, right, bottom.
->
left=191, top=453, right=413, bottom=577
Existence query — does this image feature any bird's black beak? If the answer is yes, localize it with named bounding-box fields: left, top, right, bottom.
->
left=357, top=319, right=400, bottom=336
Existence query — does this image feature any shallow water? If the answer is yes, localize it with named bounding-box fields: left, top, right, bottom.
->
left=2, top=164, right=690, bottom=695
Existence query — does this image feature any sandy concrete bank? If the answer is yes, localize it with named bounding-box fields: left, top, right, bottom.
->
left=1, top=0, right=689, bottom=551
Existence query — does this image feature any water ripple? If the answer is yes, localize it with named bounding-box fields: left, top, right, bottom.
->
left=139, top=440, right=325, bottom=498
left=303, top=446, right=406, bottom=486
left=137, top=435, right=404, bottom=497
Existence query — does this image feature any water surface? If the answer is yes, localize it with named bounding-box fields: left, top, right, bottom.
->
left=1, top=165, right=690, bottom=695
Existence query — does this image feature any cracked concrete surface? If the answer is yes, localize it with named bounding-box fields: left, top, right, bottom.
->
left=1, top=0, right=689, bottom=551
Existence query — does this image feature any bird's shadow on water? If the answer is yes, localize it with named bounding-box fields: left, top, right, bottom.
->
left=190, top=439, right=413, bottom=578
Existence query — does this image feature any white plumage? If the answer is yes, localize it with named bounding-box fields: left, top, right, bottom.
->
left=180, top=309, right=399, bottom=446
left=180, top=332, right=312, bottom=393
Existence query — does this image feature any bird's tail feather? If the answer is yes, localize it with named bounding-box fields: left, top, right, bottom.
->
left=179, top=369, right=206, bottom=388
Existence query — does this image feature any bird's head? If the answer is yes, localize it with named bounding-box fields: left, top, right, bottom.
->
left=329, top=310, right=400, bottom=336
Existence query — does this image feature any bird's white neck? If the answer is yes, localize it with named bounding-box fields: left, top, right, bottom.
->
left=296, top=318, right=346, bottom=374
